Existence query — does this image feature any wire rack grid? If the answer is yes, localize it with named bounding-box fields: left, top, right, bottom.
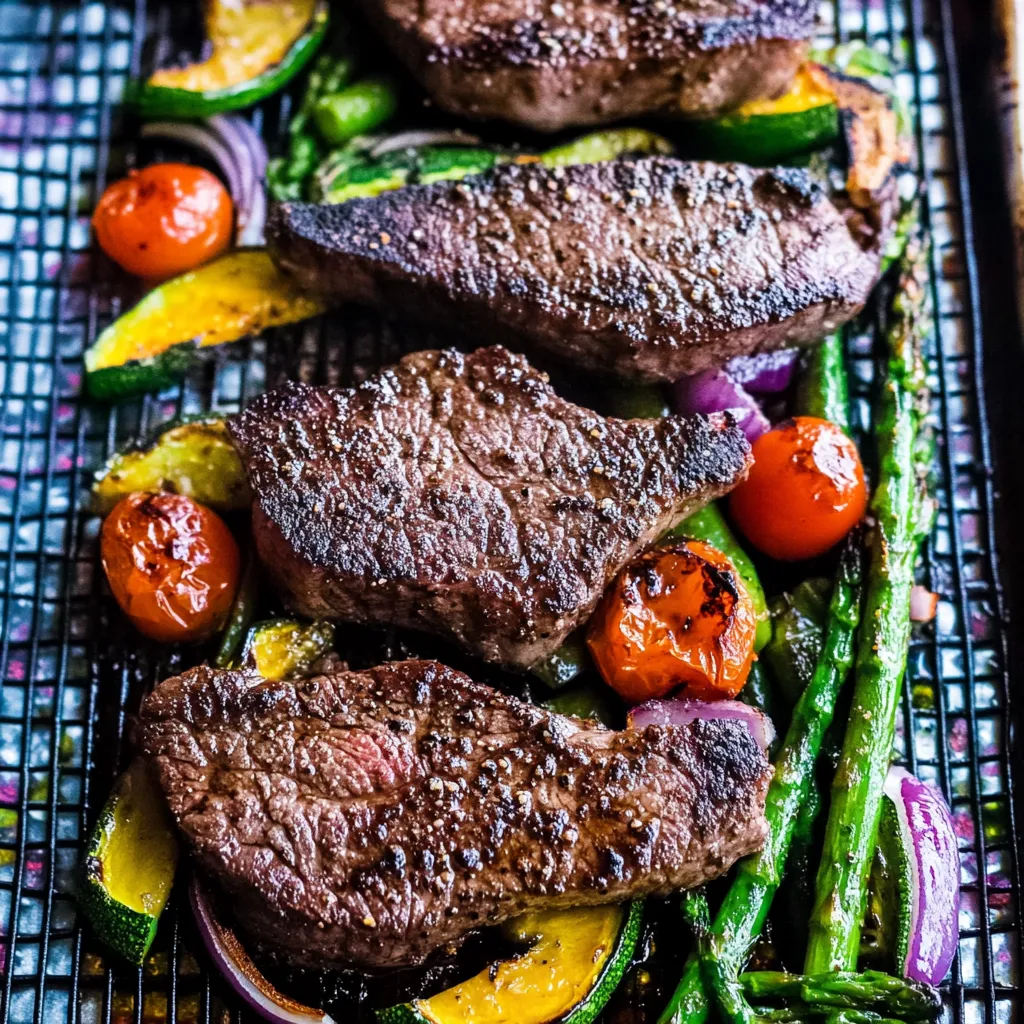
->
left=0, top=0, right=1018, bottom=1021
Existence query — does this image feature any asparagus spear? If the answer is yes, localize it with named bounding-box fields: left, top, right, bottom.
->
left=756, top=1008, right=907, bottom=1024
left=657, top=534, right=863, bottom=1024
left=742, top=970, right=940, bottom=1021
left=803, top=225, right=933, bottom=974
left=796, top=332, right=850, bottom=430
left=267, top=53, right=356, bottom=200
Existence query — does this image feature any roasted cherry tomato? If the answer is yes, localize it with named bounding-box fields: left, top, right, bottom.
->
left=92, top=163, right=233, bottom=279
left=101, top=492, right=240, bottom=643
left=729, top=416, right=867, bottom=561
left=587, top=539, right=757, bottom=704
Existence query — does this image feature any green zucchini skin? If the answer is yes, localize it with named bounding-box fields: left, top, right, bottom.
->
left=79, top=846, right=159, bottom=967
left=129, top=2, right=329, bottom=118
left=78, top=763, right=178, bottom=967
left=314, top=146, right=501, bottom=204
left=563, top=901, right=644, bottom=1024
left=377, top=901, right=643, bottom=1024
left=214, top=557, right=258, bottom=669
left=85, top=341, right=202, bottom=401
left=83, top=249, right=327, bottom=401
left=689, top=103, right=839, bottom=164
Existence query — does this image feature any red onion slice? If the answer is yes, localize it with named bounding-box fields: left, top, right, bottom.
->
left=211, top=115, right=268, bottom=246
left=673, top=370, right=770, bottom=443
left=190, top=877, right=336, bottom=1024
left=141, top=117, right=269, bottom=247
left=724, top=349, right=800, bottom=394
left=628, top=697, right=775, bottom=752
left=883, top=767, right=960, bottom=986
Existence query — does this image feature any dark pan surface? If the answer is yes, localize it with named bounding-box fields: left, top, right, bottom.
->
left=0, top=0, right=1019, bottom=1021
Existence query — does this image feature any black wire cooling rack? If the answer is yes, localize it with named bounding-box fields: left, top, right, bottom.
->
left=0, top=0, right=1019, bottom=1021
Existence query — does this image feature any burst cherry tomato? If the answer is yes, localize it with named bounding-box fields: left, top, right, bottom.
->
left=729, top=416, right=867, bottom=561
left=101, top=492, right=240, bottom=643
left=92, top=163, right=233, bottom=279
left=587, top=539, right=757, bottom=704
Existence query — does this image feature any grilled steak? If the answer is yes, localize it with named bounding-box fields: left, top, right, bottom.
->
left=268, top=159, right=886, bottom=382
left=139, top=659, right=773, bottom=969
left=228, top=346, right=750, bottom=669
left=357, top=0, right=816, bottom=130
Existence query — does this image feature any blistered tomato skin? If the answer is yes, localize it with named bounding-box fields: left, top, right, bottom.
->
left=101, top=492, right=240, bottom=643
left=587, top=539, right=757, bottom=705
left=729, top=416, right=867, bottom=561
left=92, top=163, right=233, bottom=280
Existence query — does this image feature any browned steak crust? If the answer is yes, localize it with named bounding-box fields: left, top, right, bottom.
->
left=139, top=660, right=773, bottom=969
left=358, top=0, right=816, bottom=129
left=268, top=159, right=885, bottom=382
left=227, top=346, right=751, bottom=669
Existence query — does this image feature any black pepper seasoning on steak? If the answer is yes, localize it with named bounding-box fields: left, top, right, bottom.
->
left=357, top=0, right=817, bottom=130
left=268, top=159, right=888, bottom=382
left=228, top=346, right=751, bottom=669
left=139, top=660, right=773, bottom=969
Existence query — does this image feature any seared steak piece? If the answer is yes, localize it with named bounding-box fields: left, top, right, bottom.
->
left=228, top=346, right=750, bottom=669
left=357, top=0, right=816, bottom=131
left=268, top=159, right=886, bottom=382
left=139, top=660, right=773, bottom=969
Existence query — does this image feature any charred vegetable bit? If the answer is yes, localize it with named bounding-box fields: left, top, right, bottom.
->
left=606, top=382, right=672, bottom=419
left=101, top=493, right=241, bottom=644
left=544, top=683, right=617, bottom=727
left=310, top=128, right=673, bottom=206
left=656, top=535, right=862, bottom=1024
left=531, top=635, right=590, bottom=690
left=313, top=78, right=399, bottom=145
left=313, top=143, right=500, bottom=204
left=688, top=63, right=841, bottom=163
left=588, top=539, right=758, bottom=704
left=804, top=225, right=933, bottom=975
left=763, top=578, right=831, bottom=705
left=669, top=502, right=771, bottom=651
left=539, top=128, right=674, bottom=166
left=92, top=417, right=249, bottom=515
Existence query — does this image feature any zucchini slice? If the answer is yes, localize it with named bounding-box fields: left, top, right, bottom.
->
left=241, top=619, right=336, bottom=681
left=688, top=64, right=840, bottom=163
left=312, top=129, right=672, bottom=205
left=378, top=902, right=643, bottom=1024
left=92, top=417, right=249, bottom=515
left=84, top=250, right=328, bottom=400
left=133, top=0, right=329, bottom=118
left=79, top=760, right=178, bottom=966
left=313, top=146, right=501, bottom=204
left=539, top=128, right=674, bottom=167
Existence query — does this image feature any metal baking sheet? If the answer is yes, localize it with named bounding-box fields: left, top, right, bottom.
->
left=0, top=0, right=1018, bottom=1021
